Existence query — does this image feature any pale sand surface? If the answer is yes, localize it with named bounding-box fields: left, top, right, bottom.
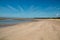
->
left=0, top=19, right=60, bottom=40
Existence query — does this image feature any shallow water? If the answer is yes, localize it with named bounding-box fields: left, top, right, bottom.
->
left=0, top=20, right=31, bottom=24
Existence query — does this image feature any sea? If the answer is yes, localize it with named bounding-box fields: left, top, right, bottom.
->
left=0, top=19, right=31, bottom=25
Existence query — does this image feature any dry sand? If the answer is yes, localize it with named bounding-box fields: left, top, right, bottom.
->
left=0, top=19, right=60, bottom=40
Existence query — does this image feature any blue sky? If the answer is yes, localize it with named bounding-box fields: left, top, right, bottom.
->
left=0, top=0, right=60, bottom=18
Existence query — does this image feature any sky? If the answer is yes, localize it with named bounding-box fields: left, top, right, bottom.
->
left=0, top=0, right=60, bottom=18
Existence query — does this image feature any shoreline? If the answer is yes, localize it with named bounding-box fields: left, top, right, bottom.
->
left=0, top=19, right=60, bottom=40
left=0, top=19, right=60, bottom=27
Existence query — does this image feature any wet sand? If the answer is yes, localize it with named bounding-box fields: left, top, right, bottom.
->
left=0, top=19, right=60, bottom=40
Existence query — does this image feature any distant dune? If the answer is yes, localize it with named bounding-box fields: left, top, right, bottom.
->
left=0, top=19, right=60, bottom=40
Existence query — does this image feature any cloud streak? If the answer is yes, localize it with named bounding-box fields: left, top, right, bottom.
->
left=18, top=5, right=24, bottom=12
left=7, top=5, right=19, bottom=12
left=28, top=5, right=39, bottom=12
left=0, top=4, right=60, bottom=18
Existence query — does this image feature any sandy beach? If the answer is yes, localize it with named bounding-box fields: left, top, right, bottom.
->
left=0, top=19, right=60, bottom=40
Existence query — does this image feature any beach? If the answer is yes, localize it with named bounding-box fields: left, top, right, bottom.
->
left=0, top=19, right=60, bottom=40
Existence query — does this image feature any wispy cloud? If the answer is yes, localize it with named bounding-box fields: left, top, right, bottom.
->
left=0, top=6, right=12, bottom=13
left=18, top=5, right=24, bottom=12
left=45, top=6, right=60, bottom=11
left=44, top=6, right=60, bottom=17
left=28, top=5, right=39, bottom=12
left=7, top=5, right=19, bottom=12
left=1, top=4, right=60, bottom=17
